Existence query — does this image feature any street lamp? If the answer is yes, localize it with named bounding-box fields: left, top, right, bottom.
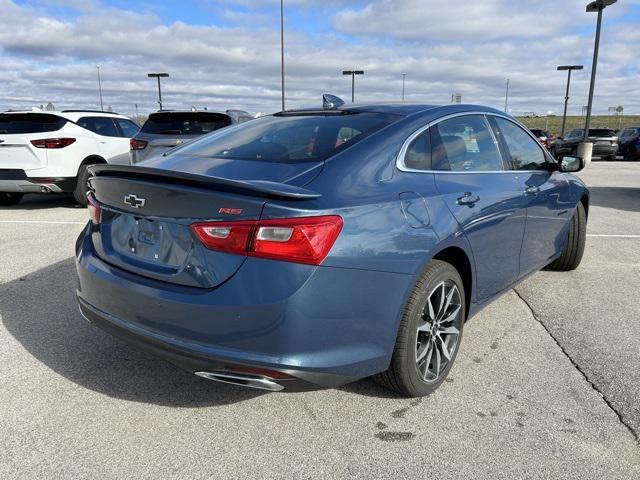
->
left=504, top=78, right=510, bottom=112
left=557, top=65, right=583, bottom=137
left=280, top=0, right=285, bottom=111
left=342, top=70, right=364, bottom=103
left=402, top=73, right=406, bottom=102
left=583, top=0, right=617, bottom=142
left=147, top=73, right=169, bottom=110
left=96, top=65, right=104, bottom=112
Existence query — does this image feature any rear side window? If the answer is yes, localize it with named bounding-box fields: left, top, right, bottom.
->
left=78, top=117, right=120, bottom=137
left=0, top=113, right=66, bottom=134
left=176, top=112, right=399, bottom=163
left=116, top=119, right=139, bottom=138
left=141, top=113, right=232, bottom=135
left=404, top=132, right=431, bottom=170
left=494, top=117, right=548, bottom=171
left=431, top=115, right=503, bottom=171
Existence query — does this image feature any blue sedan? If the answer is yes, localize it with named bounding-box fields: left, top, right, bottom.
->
left=75, top=98, right=588, bottom=397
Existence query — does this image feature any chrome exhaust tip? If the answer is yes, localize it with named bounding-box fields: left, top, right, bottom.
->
left=195, top=371, right=285, bottom=392
left=40, top=186, right=51, bottom=193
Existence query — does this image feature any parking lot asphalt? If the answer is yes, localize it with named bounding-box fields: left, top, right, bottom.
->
left=1, top=163, right=639, bottom=479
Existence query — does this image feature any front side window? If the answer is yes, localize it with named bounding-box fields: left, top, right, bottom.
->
left=176, top=112, right=399, bottom=163
left=431, top=115, right=503, bottom=171
left=78, top=117, right=120, bottom=137
left=494, top=117, right=548, bottom=171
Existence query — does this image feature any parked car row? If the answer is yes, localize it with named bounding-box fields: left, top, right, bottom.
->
left=530, top=126, right=640, bottom=162
left=0, top=108, right=252, bottom=206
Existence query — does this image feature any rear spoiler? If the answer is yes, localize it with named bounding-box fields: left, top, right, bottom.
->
left=88, top=165, right=321, bottom=200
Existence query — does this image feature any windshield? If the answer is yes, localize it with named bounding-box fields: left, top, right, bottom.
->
left=141, top=112, right=232, bottom=135
left=0, top=113, right=66, bottom=134
left=175, top=111, right=400, bottom=163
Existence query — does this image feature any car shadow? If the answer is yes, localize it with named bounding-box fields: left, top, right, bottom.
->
left=0, top=258, right=263, bottom=406
left=587, top=186, right=640, bottom=213
left=1, top=193, right=81, bottom=210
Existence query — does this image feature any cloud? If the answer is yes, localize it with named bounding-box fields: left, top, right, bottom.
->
left=0, top=0, right=637, bottom=116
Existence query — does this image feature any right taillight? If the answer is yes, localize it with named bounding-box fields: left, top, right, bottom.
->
left=130, top=138, right=148, bottom=150
left=191, top=215, right=343, bottom=266
left=87, top=194, right=101, bottom=224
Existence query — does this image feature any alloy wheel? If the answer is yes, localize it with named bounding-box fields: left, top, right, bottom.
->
left=415, top=281, right=462, bottom=383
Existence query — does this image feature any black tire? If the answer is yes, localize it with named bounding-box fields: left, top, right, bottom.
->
left=0, top=192, right=24, bottom=206
left=73, top=164, right=92, bottom=207
left=547, top=202, right=586, bottom=271
left=374, top=260, right=466, bottom=397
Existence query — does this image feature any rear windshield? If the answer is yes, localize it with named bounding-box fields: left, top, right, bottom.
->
left=0, top=113, right=66, bottom=134
left=589, top=129, right=616, bottom=137
left=175, top=111, right=400, bottom=163
left=141, top=112, right=232, bottom=135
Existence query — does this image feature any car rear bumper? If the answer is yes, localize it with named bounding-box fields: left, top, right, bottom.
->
left=0, top=169, right=74, bottom=193
left=591, top=145, right=618, bottom=157
left=75, top=228, right=414, bottom=390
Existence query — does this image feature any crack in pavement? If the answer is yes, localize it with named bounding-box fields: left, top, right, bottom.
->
left=512, top=288, right=639, bottom=444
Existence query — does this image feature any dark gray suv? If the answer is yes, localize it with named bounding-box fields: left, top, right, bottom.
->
left=130, top=110, right=253, bottom=164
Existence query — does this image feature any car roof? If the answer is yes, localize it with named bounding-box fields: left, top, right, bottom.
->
left=279, top=103, right=510, bottom=119
left=1, top=110, right=131, bottom=121
left=57, top=111, right=130, bottom=121
left=149, top=110, right=231, bottom=116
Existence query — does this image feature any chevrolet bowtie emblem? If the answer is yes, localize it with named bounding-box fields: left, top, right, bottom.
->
left=124, top=194, right=146, bottom=209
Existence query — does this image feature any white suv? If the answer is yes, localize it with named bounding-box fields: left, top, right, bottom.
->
left=0, top=110, right=139, bottom=206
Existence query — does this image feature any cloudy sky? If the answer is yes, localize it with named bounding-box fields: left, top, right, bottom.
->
left=1, top=0, right=639, bottom=117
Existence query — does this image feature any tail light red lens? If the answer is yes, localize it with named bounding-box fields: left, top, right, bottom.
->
left=130, top=139, right=148, bottom=150
left=87, top=194, right=101, bottom=224
left=31, top=138, right=76, bottom=149
left=191, top=215, right=343, bottom=265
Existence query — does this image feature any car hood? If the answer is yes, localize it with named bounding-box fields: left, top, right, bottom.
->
left=140, top=153, right=324, bottom=187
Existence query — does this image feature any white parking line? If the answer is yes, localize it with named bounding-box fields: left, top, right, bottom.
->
left=587, top=234, right=640, bottom=238
left=0, top=220, right=86, bottom=225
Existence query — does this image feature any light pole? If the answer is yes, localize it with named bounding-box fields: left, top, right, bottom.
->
left=342, top=70, right=364, bottom=103
left=402, top=73, right=406, bottom=102
left=147, top=73, right=169, bottom=111
left=557, top=65, right=583, bottom=137
left=96, top=65, right=104, bottom=112
left=280, top=0, right=285, bottom=111
left=504, top=78, right=510, bottom=112
left=583, top=0, right=617, bottom=140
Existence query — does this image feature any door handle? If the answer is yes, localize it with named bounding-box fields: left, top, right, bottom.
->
left=456, top=192, right=480, bottom=206
left=525, top=186, right=541, bottom=195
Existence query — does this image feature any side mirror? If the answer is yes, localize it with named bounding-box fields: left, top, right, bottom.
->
left=558, top=155, right=585, bottom=173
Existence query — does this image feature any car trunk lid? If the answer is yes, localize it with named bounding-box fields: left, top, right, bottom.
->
left=88, top=164, right=320, bottom=288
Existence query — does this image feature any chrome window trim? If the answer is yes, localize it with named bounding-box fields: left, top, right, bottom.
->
left=396, top=111, right=553, bottom=174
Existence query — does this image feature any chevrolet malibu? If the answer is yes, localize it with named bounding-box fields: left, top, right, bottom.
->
left=75, top=99, right=588, bottom=397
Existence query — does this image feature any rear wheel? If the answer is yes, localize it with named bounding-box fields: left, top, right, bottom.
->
left=0, top=192, right=24, bottom=206
left=374, top=260, right=465, bottom=397
left=547, top=202, right=586, bottom=271
left=73, top=164, right=92, bottom=207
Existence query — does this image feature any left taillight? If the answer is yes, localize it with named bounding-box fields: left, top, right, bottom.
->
left=130, top=139, right=148, bottom=150
left=191, top=215, right=343, bottom=266
left=31, top=138, right=76, bottom=149
left=87, top=194, right=101, bottom=224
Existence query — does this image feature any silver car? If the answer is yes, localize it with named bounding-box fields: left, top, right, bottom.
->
left=130, top=110, right=252, bottom=164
